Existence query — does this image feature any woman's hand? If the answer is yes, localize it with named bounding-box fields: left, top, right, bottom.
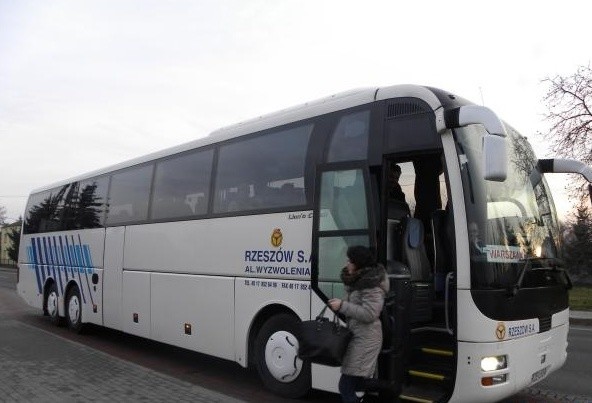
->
left=328, top=298, right=342, bottom=312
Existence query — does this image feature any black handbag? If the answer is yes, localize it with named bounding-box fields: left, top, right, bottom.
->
left=297, top=305, right=352, bottom=367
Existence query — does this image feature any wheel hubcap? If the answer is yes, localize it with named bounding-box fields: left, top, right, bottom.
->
left=68, top=295, right=80, bottom=325
left=47, top=291, right=58, bottom=317
left=264, top=330, right=302, bottom=383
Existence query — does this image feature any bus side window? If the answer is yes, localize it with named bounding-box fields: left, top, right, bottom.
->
left=151, top=149, right=213, bottom=220
left=76, top=176, right=109, bottom=229
left=326, top=110, right=370, bottom=163
left=213, top=124, right=312, bottom=213
left=106, top=165, right=153, bottom=226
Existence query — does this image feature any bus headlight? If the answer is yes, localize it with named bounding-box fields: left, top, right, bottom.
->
left=481, top=355, right=507, bottom=372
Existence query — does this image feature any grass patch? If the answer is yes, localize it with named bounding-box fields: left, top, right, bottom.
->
left=569, top=286, right=592, bottom=311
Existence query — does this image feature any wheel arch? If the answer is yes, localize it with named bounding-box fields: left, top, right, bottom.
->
left=64, top=278, right=80, bottom=302
left=247, top=303, right=300, bottom=368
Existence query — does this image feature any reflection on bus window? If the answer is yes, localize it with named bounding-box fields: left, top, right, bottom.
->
left=327, top=110, right=370, bottom=162
left=107, top=165, right=153, bottom=225
left=75, top=177, right=109, bottom=228
left=213, top=124, right=312, bottom=213
left=151, top=149, right=213, bottom=220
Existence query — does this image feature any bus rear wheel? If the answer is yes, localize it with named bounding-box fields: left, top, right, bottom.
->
left=65, top=286, right=84, bottom=333
left=254, top=313, right=311, bottom=398
left=45, top=282, right=62, bottom=326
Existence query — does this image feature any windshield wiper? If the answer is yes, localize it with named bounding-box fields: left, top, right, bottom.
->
left=509, top=257, right=570, bottom=296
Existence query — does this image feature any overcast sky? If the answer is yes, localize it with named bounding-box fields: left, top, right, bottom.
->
left=0, top=0, right=589, bottom=222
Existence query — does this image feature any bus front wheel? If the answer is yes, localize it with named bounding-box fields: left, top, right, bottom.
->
left=65, top=285, right=84, bottom=333
left=254, top=313, right=311, bottom=398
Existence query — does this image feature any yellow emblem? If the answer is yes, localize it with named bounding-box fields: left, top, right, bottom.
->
left=496, top=322, right=506, bottom=340
left=271, top=228, right=283, bottom=247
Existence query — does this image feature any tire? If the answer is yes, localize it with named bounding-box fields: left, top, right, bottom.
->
left=45, top=282, right=62, bottom=326
left=65, top=285, right=84, bottom=333
left=254, top=313, right=311, bottom=398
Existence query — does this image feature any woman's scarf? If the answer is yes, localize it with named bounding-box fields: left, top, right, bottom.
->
left=341, top=265, right=384, bottom=290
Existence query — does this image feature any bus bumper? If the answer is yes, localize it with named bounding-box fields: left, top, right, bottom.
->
left=450, top=321, right=568, bottom=403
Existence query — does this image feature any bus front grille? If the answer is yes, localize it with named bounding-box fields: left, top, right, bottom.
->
left=539, top=316, right=552, bottom=333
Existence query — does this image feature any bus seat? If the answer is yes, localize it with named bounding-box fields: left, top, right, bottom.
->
left=402, top=218, right=431, bottom=282
left=401, top=217, right=433, bottom=323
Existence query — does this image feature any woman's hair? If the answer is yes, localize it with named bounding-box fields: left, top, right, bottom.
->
left=346, top=245, right=376, bottom=270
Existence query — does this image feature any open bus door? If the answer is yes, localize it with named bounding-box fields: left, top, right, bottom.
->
left=310, top=163, right=376, bottom=305
left=310, top=162, right=408, bottom=398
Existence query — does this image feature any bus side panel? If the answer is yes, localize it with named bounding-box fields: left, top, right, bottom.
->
left=151, top=273, right=234, bottom=360
left=80, top=268, right=103, bottom=326
left=122, top=270, right=151, bottom=338
left=17, top=262, right=43, bottom=309
left=17, top=230, right=105, bottom=316
left=234, top=278, right=310, bottom=367
left=103, top=227, right=125, bottom=331
left=123, top=213, right=313, bottom=280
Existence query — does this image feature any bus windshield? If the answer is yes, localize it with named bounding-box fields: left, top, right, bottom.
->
left=455, top=124, right=565, bottom=290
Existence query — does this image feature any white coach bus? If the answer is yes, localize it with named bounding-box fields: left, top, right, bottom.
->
left=17, top=85, right=592, bottom=402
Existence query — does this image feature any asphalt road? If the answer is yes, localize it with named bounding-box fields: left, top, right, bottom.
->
left=1, top=267, right=591, bottom=402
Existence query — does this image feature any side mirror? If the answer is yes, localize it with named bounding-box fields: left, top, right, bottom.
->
left=445, top=105, right=508, bottom=182
left=538, top=159, right=592, bottom=207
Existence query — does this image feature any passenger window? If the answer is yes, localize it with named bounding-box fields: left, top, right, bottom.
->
left=107, top=165, right=153, bottom=225
left=75, top=176, right=109, bottom=228
left=327, top=110, right=370, bottom=162
left=151, top=149, right=214, bottom=220
left=214, top=124, right=312, bottom=213
left=23, top=190, right=53, bottom=234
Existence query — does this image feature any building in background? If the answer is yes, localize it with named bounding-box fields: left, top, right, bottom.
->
left=0, top=221, right=21, bottom=267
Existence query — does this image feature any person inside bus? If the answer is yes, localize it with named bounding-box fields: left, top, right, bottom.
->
left=328, top=246, right=389, bottom=403
left=388, top=163, right=407, bottom=204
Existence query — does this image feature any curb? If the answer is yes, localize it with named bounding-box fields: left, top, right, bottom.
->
left=570, top=318, right=592, bottom=327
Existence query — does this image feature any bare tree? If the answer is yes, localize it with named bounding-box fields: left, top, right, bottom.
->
left=541, top=64, right=592, bottom=201
left=0, top=205, right=6, bottom=225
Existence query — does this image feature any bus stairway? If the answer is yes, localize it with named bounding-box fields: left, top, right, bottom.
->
left=399, top=342, right=454, bottom=403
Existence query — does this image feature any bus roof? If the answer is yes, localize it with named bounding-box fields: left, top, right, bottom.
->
left=32, top=84, right=443, bottom=194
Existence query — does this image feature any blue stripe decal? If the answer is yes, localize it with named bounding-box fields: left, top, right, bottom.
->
left=50, top=265, right=59, bottom=296
left=28, top=243, right=42, bottom=294
left=53, top=237, right=64, bottom=295
left=34, top=237, right=42, bottom=265
left=42, top=237, right=50, bottom=279
left=78, top=235, right=93, bottom=305
left=65, top=238, right=75, bottom=277
left=52, top=236, right=60, bottom=265
left=60, top=237, right=69, bottom=282
left=36, top=238, right=46, bottom=283
left=48, top=236, right=56, bottom=266
left=72, top=235, right=86, bottom=304
left=75, top=245, right=82, bottom=267
left=83, top=245, right=92, bottom=267
left=42, top=237, right=49, bottom=265
left=27, top=234, right=96, bottom=303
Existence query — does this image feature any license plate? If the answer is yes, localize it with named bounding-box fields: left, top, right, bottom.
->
left=531, top=366, right=549, bottom=383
